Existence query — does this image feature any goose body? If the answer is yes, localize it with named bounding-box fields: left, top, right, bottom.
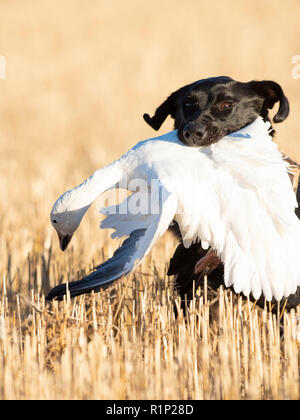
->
left=47, top=117, right=300, bottom=301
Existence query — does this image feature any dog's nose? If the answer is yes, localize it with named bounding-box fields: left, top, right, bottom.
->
left=182, top=123, right=207, bottom=143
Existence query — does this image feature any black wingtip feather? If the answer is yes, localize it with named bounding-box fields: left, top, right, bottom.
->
left=46, top=229, right=147, bottom=301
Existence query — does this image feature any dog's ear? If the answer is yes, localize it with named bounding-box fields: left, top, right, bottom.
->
left=143, top=90, right=180, bottom=131
left=248, top=80, right=289, bottom=123
left=143, top=81, right=197, bottom=130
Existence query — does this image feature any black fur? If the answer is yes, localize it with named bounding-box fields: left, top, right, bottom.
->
left=144, top=77, right=299, bottom=311
left=144, top=76, right=289, bottom=146
left=296, top=179, right=300, bottom=220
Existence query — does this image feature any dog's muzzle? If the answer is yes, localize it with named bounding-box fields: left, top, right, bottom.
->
left=179, top=122, right=220, bottom=147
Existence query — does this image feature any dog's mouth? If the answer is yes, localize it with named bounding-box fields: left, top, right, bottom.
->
left=178, top=124, right=222, bottom=147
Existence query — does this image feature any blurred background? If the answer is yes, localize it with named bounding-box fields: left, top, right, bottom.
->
left=0, top=0, right=299, bottom=287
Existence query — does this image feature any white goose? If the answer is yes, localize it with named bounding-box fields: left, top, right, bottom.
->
left=46, top=117, right=300, bottom=301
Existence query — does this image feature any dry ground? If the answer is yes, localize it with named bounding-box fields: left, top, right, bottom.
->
left=0, top=0, right=299, bottom=400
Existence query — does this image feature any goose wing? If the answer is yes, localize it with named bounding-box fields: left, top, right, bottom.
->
left=46, top=185, right=177, bottom=300
left=211, top=124, right=300, bottom=301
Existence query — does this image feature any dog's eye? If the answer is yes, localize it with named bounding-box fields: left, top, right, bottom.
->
left=218, top=101, right=232, bottom=111
left=183, top=100, right=197, bottom=110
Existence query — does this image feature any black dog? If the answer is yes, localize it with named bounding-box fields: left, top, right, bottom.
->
left=144, top=76, right=289, bottom=145
left=144, top=76, right=300, bottom=311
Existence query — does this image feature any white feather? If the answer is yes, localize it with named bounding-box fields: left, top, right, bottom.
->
left=50, top=117, right=300, bottom=301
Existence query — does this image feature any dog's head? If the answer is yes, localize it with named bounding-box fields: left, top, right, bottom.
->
left=143, top=76, right=289, bottom=147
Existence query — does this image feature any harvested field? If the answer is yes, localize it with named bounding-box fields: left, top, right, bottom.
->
left=0, top=0, right=299, bottom=400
